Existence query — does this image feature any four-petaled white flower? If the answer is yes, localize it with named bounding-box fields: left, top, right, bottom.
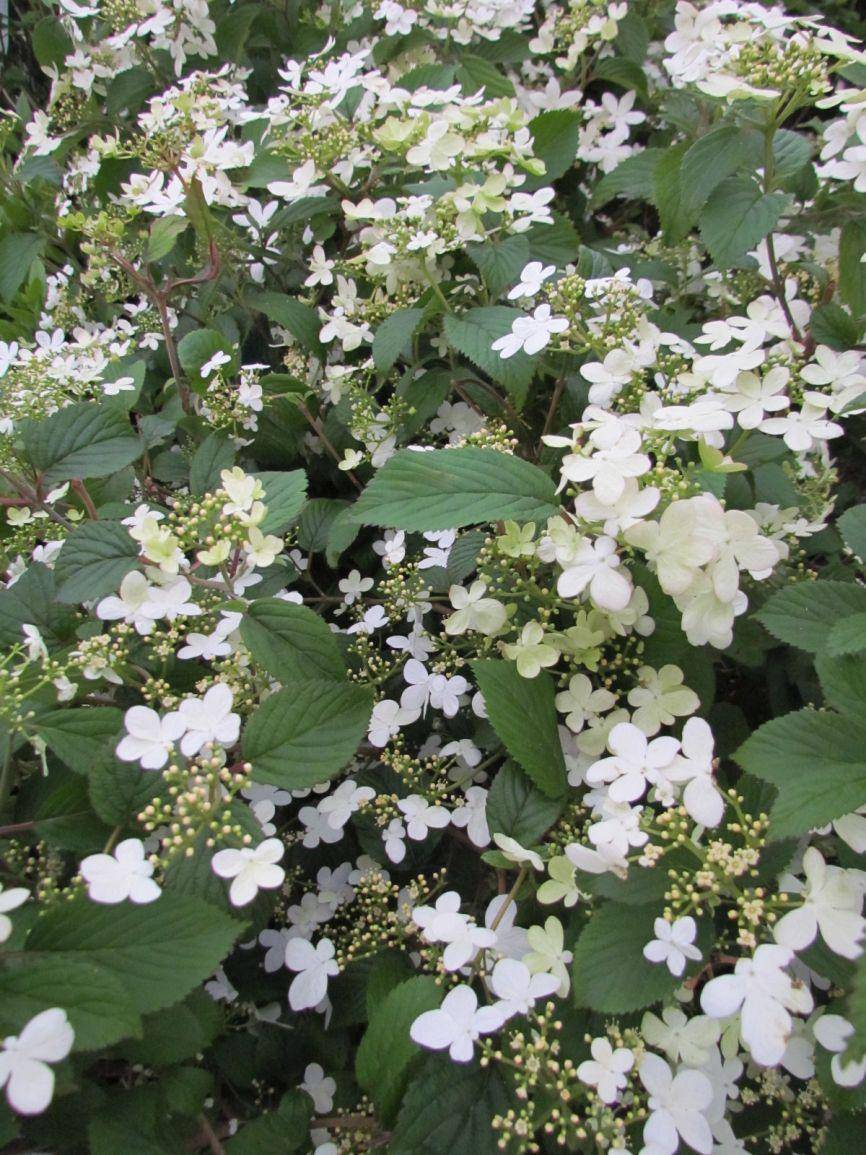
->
left=639, top=1053, right=714, bottom=1155
left=116, top=704, right=186, bottom=770
left=0, top=1008, right=74, bottom=1116
left=178, top=683, right=240, bottom=756
left=397, top=794, right=451, bottom=841
left=774, top=846, right=865, bottom=959
left=643, top=916, right=702, bottom=976
left=284, top=938, right=340, bottom=1011
left=486, top=958, right=559, bottom=1021
left=410, top=985, right=502, bottom=1062
left=492, top=304, right=569, bottom=359
left=576, top=1036, right=635, bottom=1104
left=507, top=261, right=555, bottom=300
left=80, top=838, right=161, bottom=905
left=212, top=838, right=285, bottom=906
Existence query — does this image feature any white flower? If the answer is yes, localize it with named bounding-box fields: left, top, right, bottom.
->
left=80, top=838, right=161, bottom=905
left=627, top=665, right=699, bottom=737
left=178, top=683, right=240, bottom=756
left=444, top=581, right=507, bottom=636
left=368, top=699, right=420, bottom=748
left=663, top=717, right=725, bottom=828
left=486, top=958, right=559, bottom=1021
left=0, top=1008, right=74, bottom=1116
left=299, top=1062, right=337, bottom=1112
left=555, top=673, right=617, bottom=733
left=211, top=838, right=285, bottom=906
left=493, top=833, right=544, bottom=871
left=522, top=916, right=573, bottom=996
left=813, top=1013, right=866, bottom=1087
left=586, top=722, right=679, bottom=804
left=576, top=1037, right=635, bottom=1104
left=557, top=535, right=632, bottom=611
left=116, top=705, right=186, bottom=770
left=700, top=944, right=813, bottom=1066
left=641, top=1007, right=721, bottom=1068
left=643, top=916, right=702, bottom=976
left=397, top=795, right=451, bottom=841
left=413, top=891, right=495, bottom=970
left=773, top=847, right=865, bottom=959
left=450, top=785, right=491, bottom=848
left=0, top=885, right=28, bottom=943
left=410, top=985, right=501, bottom=1062
left=285, top=938, right=340, bottom=1011
left=200, top=350, right=231, bottom=377
left=492, top=304, right=568, bottom=359
left=319, top=780, right=376, bottom=831
left=626, top=495, right=721, bottom=595
left=338, top=569, right=374, bottom=604
left=507, top=261, right=555, bottom=300
left=639, top=1053, right=713, bottom=1155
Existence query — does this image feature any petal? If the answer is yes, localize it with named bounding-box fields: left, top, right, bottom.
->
left=410, top=1009, right=456, bottom=1051
left=700, top=974, right=745, bottom=1018
left=7, top=1058, right=55, bottom=1115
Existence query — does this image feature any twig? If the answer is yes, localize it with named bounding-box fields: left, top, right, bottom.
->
left=296, top=399, right=362, bottom=490
left=197, top=1114, right=227, bottom=1155
left=71, top=478, right=99, bottom=520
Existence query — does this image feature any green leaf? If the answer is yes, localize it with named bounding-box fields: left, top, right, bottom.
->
left=356, top=977, right=442, bottom=1123
left=88, top=756, right=163, bottom=825
left=652, top=141, right=689, bottom=243
left=466, top=235, right=530, bottom=298
left=225, top=1092, right=312, bottom=1155
left=0, top=233, right=43, bottom=301
left=471, top=660, right=567, bottom=799
left=0, top=563, right=75, bottom=647
left=773, top=129, right=812, bottom=179
left=699, top=178, right=786, bottom=267
left=372, top=308, right=424, bottom=372
left=839, top=505, right=866, bottom=561
left=352, top=447, right=559, bottom=531
left=817, top=653, right=866, bottom=717
left=26, top=894, right=241, bottom=1015
left=757, top=581, right=866, bottom=653
left=243, top=680, right=374, bottom=790
left=241, top=599, right=345, bottom=683
left=325, top=505, right=362, bottom=566
left=119, top=991, right=222, bottom=1066
left=145, top=217, right=189, bottom=263
left=456, top=54, right=515, bottom=98
left=299, top=498, right=349, bottom=551
left=31, top=16, right=73, bottom=68
left=246, top=291, right=322, bottom=352
left=591, top=149, right=663, bottom=208
left=840, top=220, right=866, bottom=317
left=486, top=761, right=564, bottom=844
left=255, top=470, right=308, bottom=534
left=190, top=432, right=235, bottom=495
left=0, top=957, right=141, bottom=1051
left=528, top=110, right=581, bottom=181
left=177, top=329, right=231, bottom=376
left=678, top=126, right=754, bottom=231
left=735, top=709, right=866, bottom=838
left=390, top=1057, right=509, bottom=1155
left=22, top=402, right=142, bottom=486
left=827, top=613, right=866, bottom=656
left=35, top=707, right=123, bottom=776
left=54, top=520, right=139, bottom=603
left=572, top=903, right=702, bottom=1012
left=444, top=307, right=536, bottom=404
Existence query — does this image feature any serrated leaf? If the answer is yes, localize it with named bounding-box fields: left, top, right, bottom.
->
left=456, top=54, right=515, bottom=98
left=190, top=432, right=235, bottom=495
left=119, top=991, right=222, bottom=1066
left=243, top=680, right=374, bottom=790
left=177, top=329, right=231, bottom=376
left=528, top=110, right=580, bottom=181
left=471, top=661, right=566, bottom=799
left=0, top=562, right=75, bottom=647
left=241, top=599, right=345, bottom=683
left=390, top=1057, right=509, bottom=1155
left=817, top=653, right=866, bottom=716
left=26, top=894, right=241, bottom=1015
left=0, top=957, right=141, bottom=1051
left=572, top=903, right=705, bottom=1012
left=699, top=178, right=786, bottom=267
left=356, top=977, right=442, bottom=1123
left=255, top=470, right=307, bottom=534
left=246, top=291, right=322, bottom=352
left=0, top=233, right=43, bottom=301
left=225, top=1091, right=312, bottom=1155
left=35, top=707, right=123, bottom=776
left=486, top=761, right=564, bottom=844
left=444, top=307, right=536, bottom=404
left=827, top=613, right=866, bottom=656
left=22, top=402, right=142, bottom=486
left=840, top=220, right=866, bottom=318
left=299, top=498, right=349, bottom=551
left=735, top=710, right=866, bottom=838
left=757, top=581, right=866, bottom=653
left=372, top=308, right=424, bottom=372
left=677, top=125, right=754, bottom=231
left=591, top=149, right=663, bottom=208
left=145, top=216, right=188, bottom=263
left=466, top=235, right=530, bottom=298
left=88, top=756, right=163, bottom=825
left=839, top=505, right=866, bottom=561
left=352, top=447, right=559, bottom=531
left=54, top=520, right=139, bottom=603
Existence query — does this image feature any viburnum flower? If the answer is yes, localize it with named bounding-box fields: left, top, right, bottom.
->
left=557, top=535, right=632, bottom=611
left=813, top=1013, right=866, bottom=1088
left=285, top=938, right=340, bottom=1011
left=585, top=722, right=680, bottom=804
left=367, top=699, right=420, bottom=747
left=486, top=958, right=559, bottom=1021
left=412, top=891, right=495, bottom=970
left=79, top=838, right=161, bottom=905
left=507, top=261, right=555, bottom=300
left=410, top=985, right=501, bottom=1062
left=663, top=717, right=725, bottom=828
left=522, top=916, right=574, bottom=996
left=700, top=944, right=813, bottom=1066
left=493, top=833, right=544, bottom=871
left=0, top=1008, right=74, bottom=1116
left=641, top=1007, right=721, bottom=1068
left=500, top=621, right=559, bottom=678
left=450, top=785, right=491, bottom=848
left=443, top=581, right=507, bottom=636
left=338, top=569, right=374, bottom=604
left=576, top=1037, right=635, bottom=1104
left=116, top=704, right=186, bottom=770
left=299, top=1062, right=336, bottom=1113
left=643, top=916, right=702, bottom=976
left=0, top=884, right=28, bottom=943
left=397, top=795, right=450, bottom=841
left=773, top=847, right=866, bottom=959
left=211, top=838, right=285, bottom=906
left=555, top=673, right=617, bottom=733
left=626, top=495, right=720, bottom=595
left=491, top=304, right=569, bottom=359
left=178, top=683, right=240, bottom=756
left=638, top=1053, right=714, bottom=1155
left=627, top=665, right=699, bottom=736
